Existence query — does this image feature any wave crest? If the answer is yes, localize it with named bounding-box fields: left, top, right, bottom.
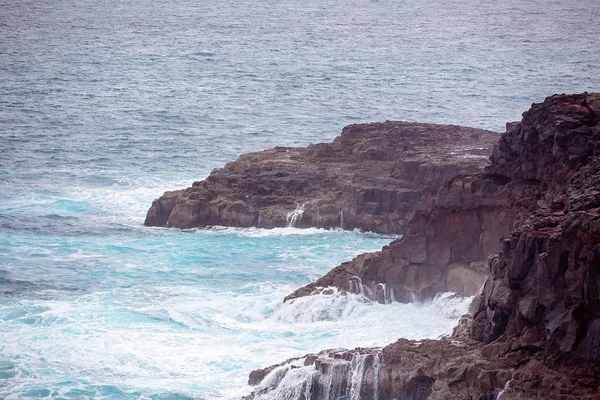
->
left=270, top=289, right=473, bottom=325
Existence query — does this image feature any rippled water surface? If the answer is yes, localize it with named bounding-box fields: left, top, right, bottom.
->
left=1, top=0, right=599, bottom=398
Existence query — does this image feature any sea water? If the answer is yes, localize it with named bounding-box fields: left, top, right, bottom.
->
left=1, top=0, right=599, bottom=398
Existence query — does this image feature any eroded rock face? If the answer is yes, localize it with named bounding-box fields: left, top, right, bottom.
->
left=284, top=156, right=523, bottom=303
left=471, top=93, right=600, bottom=361
left=284, top=200, right=516, bottom=302
left=145, top=122, right=497, bottom=234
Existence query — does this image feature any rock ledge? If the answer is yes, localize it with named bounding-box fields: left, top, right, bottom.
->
left=145, top=122, right=497, bottom=234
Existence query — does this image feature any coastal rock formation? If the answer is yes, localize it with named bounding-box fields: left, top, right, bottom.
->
left=246, top=93, right=600, bottom=399
left=147, top=93, right=600, bottom=398
left=284, top=190, right=516, bottom=302
left=287, top=93, right=599, bottom=306
left=471, top=92, right=600, bottom=360
left=245, top=338, right=600, bottom=400
left=145, top=122, right=496, bottom=234
left=283, top=150, right=520, bottom=302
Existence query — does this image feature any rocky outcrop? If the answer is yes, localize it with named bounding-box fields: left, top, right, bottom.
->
left=244, top=337, right=600, bottom=400
left=147, top=92, right=600, bottom=398
left=287, top=94, right=600, bottom=307
left=145, top=122, right=497, bottom=234
left=471, top=93, right=600, bottom=361
left=246, top=93, right=600, bottom=399
left=284, top=151, right=522, bottom=302
left=284, top=191, right=517, bottom=302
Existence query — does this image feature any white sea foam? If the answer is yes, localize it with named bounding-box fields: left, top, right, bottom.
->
left=194, top=226, right=403, bottom=240
left=250, top=351, right=383, bottom=400
left=423, top=291, right=474, bottom=319
left=286, top=203, right=307, bottom=227
left=269, top=290, right=472, bottom=334
left=67, top=177, right=197, bottom=227
left=199, top=226, right=341, bottom=237
left=254, top=364, right=319, bottom=400
left=270, top=288, right=373, bottom=323
left=0, top=282, right=472, bottom=399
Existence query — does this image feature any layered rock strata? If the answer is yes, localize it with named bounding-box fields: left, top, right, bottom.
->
left=246, top=94, right=600, bottom=399
left=145, top=123, right=496, bottom=234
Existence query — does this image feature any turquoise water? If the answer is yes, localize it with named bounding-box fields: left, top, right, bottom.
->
left=1, top=0, right=599, bottom=398
left=0, top=224, right=402, bottom=398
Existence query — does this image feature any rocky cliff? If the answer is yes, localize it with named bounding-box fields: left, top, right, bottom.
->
left=283, top=178, right=519, bottom=302
left=286, top=94, right=600, bottom=308
left=471, top=93, right=600, bottom=360
left=145, top=122, right=496, bottom=234
left=244, top=93, right=600, bottom=399
left=283, top=143, right=523, bottom=302
left=146, top=93, right=600, bottom=398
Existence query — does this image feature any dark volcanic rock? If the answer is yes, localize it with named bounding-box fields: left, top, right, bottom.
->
left=284, top=154, right=524, bottom=302
left=148, top=93, right=600, bottom=398
left=145, top=122, right=497, bottom=234
left=284, top=193, right=517, bottom=302
left=245, top=93, right=600, bottom=399
left=471, top=93, right=600, bottom=361
left=245, top=338, right=600, bottom=400
left=287, top=93, right=600, bottom=308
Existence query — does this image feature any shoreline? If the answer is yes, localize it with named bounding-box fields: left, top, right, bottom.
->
left=147, top=93, right=600, bottom=399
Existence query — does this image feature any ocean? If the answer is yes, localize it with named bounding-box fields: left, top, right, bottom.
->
left=1, top=0, right=599, bottom=398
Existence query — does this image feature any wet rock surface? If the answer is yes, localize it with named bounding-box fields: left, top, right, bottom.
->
left=288, top=94, right=600, bottom=309
left=245, top=93, right=600, bottom=399
left=145, top=122, right=497, bottom=234
left=147, top=93, right=600, bottom=398
left=245, top=338, right=600, bottom=400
